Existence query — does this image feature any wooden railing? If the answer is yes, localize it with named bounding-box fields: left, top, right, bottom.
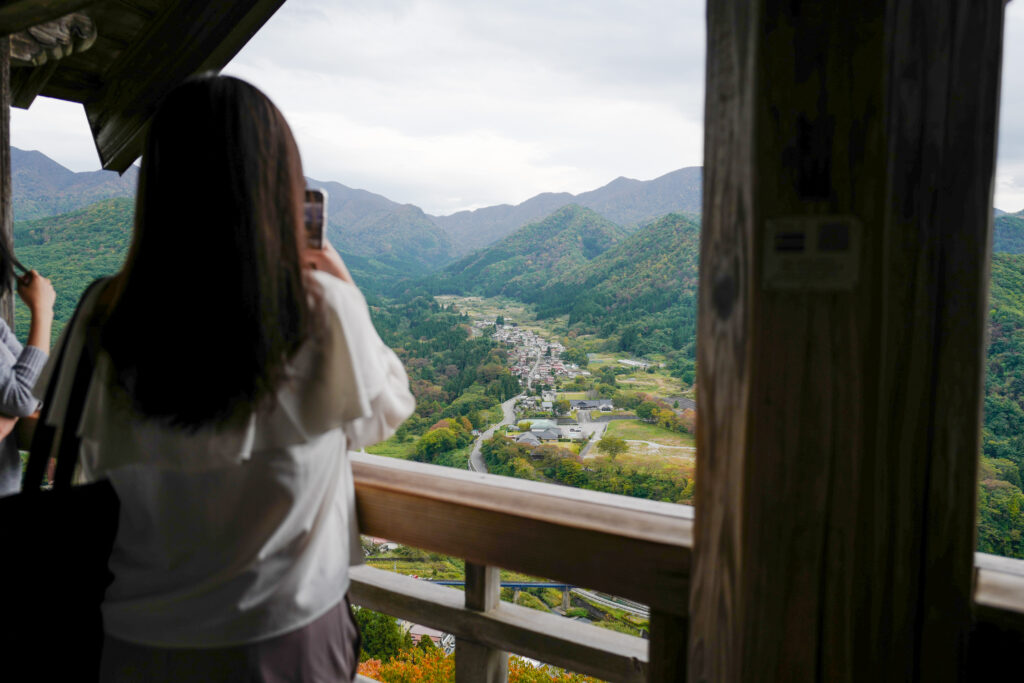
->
left=348, top=452, right=692, bottom=682
left=348, top=452, right=1024, bottom=682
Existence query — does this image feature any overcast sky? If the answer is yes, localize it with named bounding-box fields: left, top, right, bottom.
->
left=9, top=0, right=1024, bottom=215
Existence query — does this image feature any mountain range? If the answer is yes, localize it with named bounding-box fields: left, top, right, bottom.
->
left=422, top=205, right=628, bottom=300
left=11, top=147, right=138, bottom=221
left=10, top=147, right=702, bottom=274
left=6, top=148, right=1024, bottom=560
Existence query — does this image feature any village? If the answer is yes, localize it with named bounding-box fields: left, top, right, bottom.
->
left=471, top=318, right=623, bottom=450
left=473, top=319, right=589, bottom=387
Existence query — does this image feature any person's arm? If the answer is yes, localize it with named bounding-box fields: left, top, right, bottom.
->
left=308, top=267, right=415, bottom=450
left=0, top=271, right=55, bottom=416
left=304, top=241, right=355, bottom=285
left=18, top=270, right=55, bottom=354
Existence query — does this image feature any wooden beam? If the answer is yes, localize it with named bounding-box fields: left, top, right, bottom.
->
left=691, top=1, right=1004, bottom=681
left=351, top=453, right=692, bottom=616
left=457, top=563, right=507, bottom=683
left=0, top=0, right=98, bottom=37
left=647, top=611, right=686, bottom=683
left=10, top=60, right=59, bottom=109
left=348, top=565, right=647, bottom=683
left=0, top=36, right=13, bottom=327
left=84, top=0, right=286, bottom=172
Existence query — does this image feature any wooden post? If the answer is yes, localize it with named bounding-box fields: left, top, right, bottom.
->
left=691, top=1, right=1005, bottom=682
left=0, top=35, right=13, bottom=327
left=648, top=611, right=687, bottom=682
left=456, top=563, right=507, bottom=683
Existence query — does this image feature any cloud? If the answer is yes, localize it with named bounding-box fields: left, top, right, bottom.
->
left=10, top=97, right=100, bottom=173
left=19, top=0, right=1022, bottom=217
left=223, top=0, right=704, bottom=212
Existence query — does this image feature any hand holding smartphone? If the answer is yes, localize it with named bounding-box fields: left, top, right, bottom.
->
left=304, top=188, right=327, bottom=249
left=302, top=188, right=352, bottom=283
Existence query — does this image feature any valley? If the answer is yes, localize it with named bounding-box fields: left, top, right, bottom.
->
left=6, top=147, right=1024, bottom=561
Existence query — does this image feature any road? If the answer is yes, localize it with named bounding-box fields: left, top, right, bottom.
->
left=572, top=588, right=650, bottom=618
left=576, top=410, right=608, bottom=458
left=468, top=395, right=520, bottom=472
left=524, top=354, right=542, bottom=390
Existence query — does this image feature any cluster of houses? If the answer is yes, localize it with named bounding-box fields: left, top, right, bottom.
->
left=475, top=319, right=590, bottom=385
left=512, top=419, right=584, bottom=446
left=517, top=394, right=615, bottom=413
left=570, top=399, right=614, bottom=411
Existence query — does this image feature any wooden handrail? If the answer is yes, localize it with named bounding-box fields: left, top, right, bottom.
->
left=350, top=452, right=693, bottom=617
left=348, top=565, right=647, bottom=682
left=349, top=454, right=1024, bottom=681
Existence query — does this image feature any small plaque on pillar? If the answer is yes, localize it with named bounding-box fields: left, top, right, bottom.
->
left=763, top=215, right=861, bottom=290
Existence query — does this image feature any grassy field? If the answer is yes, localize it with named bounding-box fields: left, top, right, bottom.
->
left=364, top=435, right=418, bottom=459
left=364, top=436, right=474, bottom=470
left=605, top=420, right=696, bottom=448
left=557, top=391, right=587, bottom=400
left=434, top=295, right=534, bottom=324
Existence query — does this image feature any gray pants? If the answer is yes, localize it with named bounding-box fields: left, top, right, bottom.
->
left=0, top=438, right=21, bottom=497
left=99, top=597, right=362, bottom=682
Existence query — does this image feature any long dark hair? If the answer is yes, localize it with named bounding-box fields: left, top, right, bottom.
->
left=101, top=75, right=314, bottom=427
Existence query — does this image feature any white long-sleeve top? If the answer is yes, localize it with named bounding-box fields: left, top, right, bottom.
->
left=33, top=271, right=414, bottom=647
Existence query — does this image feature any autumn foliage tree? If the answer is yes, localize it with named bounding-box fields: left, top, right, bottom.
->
left=358, top=649, right=605, bottom=682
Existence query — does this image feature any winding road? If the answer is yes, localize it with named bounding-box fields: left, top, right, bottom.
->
left=468, top=395, right=520, bottom=472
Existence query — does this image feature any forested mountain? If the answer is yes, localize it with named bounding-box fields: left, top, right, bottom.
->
left=979, top=253, right=1024, bottom=556
left=5, top=185, right=1024, bottom=558
left=11, top=149, right=702, bottom=276
left=994, top=211, right=1024, bottom=254
left=307, top=178, right=455, bottom=274
left=11, top=197, right=133, bottom=338
left=11, top=147, right=137, bottom=221
left=528, top=212, right=700, bottom=380
left=432, top=167, right=702, bottom=255
left=420, top=205, right=627, bottom=300
left=369, top=296, right=520, bottom=435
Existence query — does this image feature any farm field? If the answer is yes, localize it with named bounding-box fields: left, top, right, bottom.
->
left=364, top=437, right=472, bottom=470
left=364, top=436, right=417, bottom=459
left=604, top=419, right=696, bottom=449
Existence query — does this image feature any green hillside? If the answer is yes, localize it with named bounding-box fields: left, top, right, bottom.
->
left=422, top=204, right=627, bottom=300
left=979, top=253, right=1024, bottom=556
left=5, top=195, right=1024, bottom=558
left=12, top=197, right=134, bottom=339
left=7, top=197, right=402, bottom=335
left=327, top=202, right=455, bottom=275
left=529, top=212, right=700, bottom=375
left=993, top=212, right=1024, bottom=254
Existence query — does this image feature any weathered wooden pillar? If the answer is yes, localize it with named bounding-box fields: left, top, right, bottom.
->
left=455, top=563, right=507, bottom=683
left=0, top=35, right=12, bottom=327
left=691, top=1, right=1005, bottom=682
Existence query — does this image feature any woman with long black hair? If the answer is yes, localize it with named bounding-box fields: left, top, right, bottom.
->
left=0, top=252, right=55, bottom=496
left=35, top=74, right=414, bottom=681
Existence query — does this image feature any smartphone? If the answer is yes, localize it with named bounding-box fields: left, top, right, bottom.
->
left=304, top=189, right=327, bottom=249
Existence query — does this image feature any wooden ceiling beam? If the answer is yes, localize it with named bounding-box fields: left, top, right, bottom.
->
left=0, top=0, right=100, bottom=37
left=10, top=59, right=60, bottom=109
left=84, top=0, right=286, bottom=172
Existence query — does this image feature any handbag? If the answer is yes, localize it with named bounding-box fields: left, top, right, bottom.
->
left=0, top=279, right=118, bottom=681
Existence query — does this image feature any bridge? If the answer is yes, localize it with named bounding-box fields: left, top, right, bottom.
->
left=423, top=581, right=651, bottom=618
left=427, top=580, right=575, bottom=610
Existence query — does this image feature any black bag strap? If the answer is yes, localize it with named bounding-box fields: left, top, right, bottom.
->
left=22, top=278, right=110, bottom=492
